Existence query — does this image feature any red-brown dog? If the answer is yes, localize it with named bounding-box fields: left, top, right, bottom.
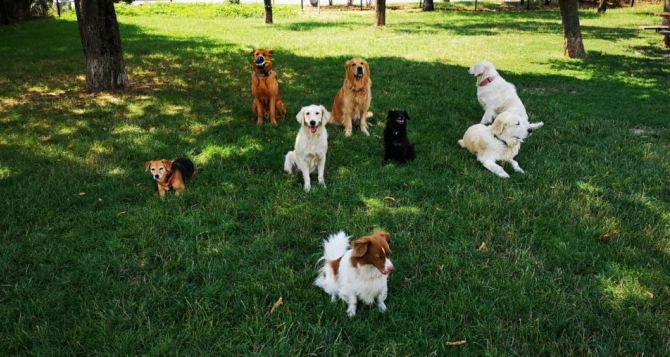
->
left=144, top=158, right=195, bottom=198
left=251, top=49, right=287, bottom=125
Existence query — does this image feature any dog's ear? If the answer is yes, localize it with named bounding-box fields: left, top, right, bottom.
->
left=267, top=49, right=274, bottom=57
left=161, top=159, right=173, bottom=172
left=144, top=161, right=151, bottom=172
left=295, top=107, right=306, bottom=124
left=351, top=237, right=370, bottom=258
left=491, top=117, right=506, bottom=136
left=320, top=105, right=330, bottom=124
left=375, top=230, right=391, bottom=243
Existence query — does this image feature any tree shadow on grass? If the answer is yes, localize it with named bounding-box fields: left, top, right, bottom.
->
left=1, top=16, right=670, bottom=355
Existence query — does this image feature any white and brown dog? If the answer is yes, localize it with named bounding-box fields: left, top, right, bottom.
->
left=459, top=111, right=543, bottom=178
left=284, top=104, right=330, bottom=192
left=469, top=60, right=529, bottom=126
left=315, top=230, right=394, bottom=317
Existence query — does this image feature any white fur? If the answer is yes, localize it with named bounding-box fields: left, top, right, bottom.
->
left=284, top=104, right=330, bottom=192
left=314, top=231, right=392, bottom=317
left=458, top=111, right=543, bottom=178
left=469, top=60, right=530, bottom=126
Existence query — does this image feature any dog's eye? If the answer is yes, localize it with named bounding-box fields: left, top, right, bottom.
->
left=151, top=168, right=155, bottom=171
left=315, top=112, right=320, bottom=115
left=159, top=168, right=163, bottom=171
left=306, top=112, right=310, bottom=115
left=517, top=122, right=521, bottom=126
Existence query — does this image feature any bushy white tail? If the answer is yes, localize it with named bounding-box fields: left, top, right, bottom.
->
left=322, top=231, right=350, bottom=261
left=284, top=151, right=296, bottom=174
left=458, top=139, right=465, bottom=148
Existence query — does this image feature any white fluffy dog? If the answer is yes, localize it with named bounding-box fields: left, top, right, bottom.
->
left=469, top=60, right=529, bottom=125
left=314, top=230, right=394, bottom=317
left=459, top=111, right=543, bottom=178
left=284, top=104, right=330, bottom=192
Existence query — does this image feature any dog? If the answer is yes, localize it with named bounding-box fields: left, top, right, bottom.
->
left=284, top=105, right=330, bottom=192
left=145, top=158, right=195, bottom=198
left=458, top=111, right=543, bottom=178
left=383, top=110, right=415, bottom=165
left=251, top=49, right=287, bottom=125
left=331, top=58, right=372, bottom=137
left=468, top=60, right=529, bottom=126
left=314, top=230, right=394, bottom=317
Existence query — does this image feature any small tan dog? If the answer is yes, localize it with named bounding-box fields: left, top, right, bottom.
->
left=145, top=158, right=195, bottom=198
left=458, top=112, right=542, bottom=178
left=251, top=49, right=287, bottom=125
left=331, top=58, right=372, bottom=137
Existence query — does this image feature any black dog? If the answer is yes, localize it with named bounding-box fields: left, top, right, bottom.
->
left=383, top=110, right=415, bottom=164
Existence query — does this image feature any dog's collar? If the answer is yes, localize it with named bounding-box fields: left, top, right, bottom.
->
left=494, top=134, right=509, bottom=146
left=479, top=76, right=496, bottom=87
left=255, top=70, right=273, bottom=78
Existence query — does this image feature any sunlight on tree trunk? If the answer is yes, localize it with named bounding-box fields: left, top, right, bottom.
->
left=422, top=0, right=434, bottom=11
left=559, top=0, right=586, bottom=58
left=597, top=0, right=607, bottom=13
left=376, top=0, right=385, bottom=26
left=74, top=0, right=128, bottom=92
left=264, top=0, right=273, bottom=24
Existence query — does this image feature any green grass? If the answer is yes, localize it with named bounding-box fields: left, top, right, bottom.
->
left=1, top=2, right=669, bottom=354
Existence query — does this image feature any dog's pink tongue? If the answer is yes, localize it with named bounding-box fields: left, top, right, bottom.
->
left=310, top=127, right=317, bottom=133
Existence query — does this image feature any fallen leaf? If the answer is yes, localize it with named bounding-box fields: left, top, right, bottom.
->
left=478, top=242, right=488, bottom=252
left=78, top=192, right=86, bottom=196
left=446, top=340, right=466, bottom=346
left=117, top=211, right=127, bottom=216
left=646, top=291, right=654, bottom=299
left=599, top=233, right=611, bottom=242
left=383, top=196, right=396, bottom=202
left=270, top=297, right=283, bottom=314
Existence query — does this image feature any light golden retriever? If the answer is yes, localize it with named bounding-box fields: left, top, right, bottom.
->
left=331, top=58, right=372, bottom=137
left=458, top=111, right=543, bottom=178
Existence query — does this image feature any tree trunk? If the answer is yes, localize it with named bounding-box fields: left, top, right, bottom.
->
left=264, top=0, right=272, bottom=24
left=0, top=0, right=8, bottom=25
left=375, top=0, right=385, bottom=26
left=559, top=0, right=586, bottom=58
left=422, top=0, right=434, bottom=11
left=597, top=0, right=606, bottom=13
left=664, top=0, right=670, bottom=47
left=74, top=0, right=128, bottom=92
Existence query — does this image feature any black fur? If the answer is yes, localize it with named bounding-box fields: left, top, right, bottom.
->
left=172, top=157, right=195, bottom=180
left=383, top=110, right=415, bottom=164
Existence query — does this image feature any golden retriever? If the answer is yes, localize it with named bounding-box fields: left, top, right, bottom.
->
left=251, top=49, right=287, bottom=125
left=331, top=58, right=372, bottom=137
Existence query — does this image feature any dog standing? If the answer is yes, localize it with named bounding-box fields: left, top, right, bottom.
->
left=284, top=105, right=330, bottom=192
left=314, top=230, right=394, bottom=317
left=145, top=158, right=195, bottom=198
left=383, top=110, right=415, bottom=165
left=468, top=60, right=529, bottom=125
left=251, top=49, right=287, bottom=125
left=331, top=58, right=372, bottom=137
left=458, top=111, right=542, bottom=178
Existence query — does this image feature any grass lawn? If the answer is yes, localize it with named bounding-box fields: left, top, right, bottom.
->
left=1, top=2, right=669, bottom=354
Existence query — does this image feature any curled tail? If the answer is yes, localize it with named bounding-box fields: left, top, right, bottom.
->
left=458, top=139, right=465, bottom=148
left=173, top=158, right=195, bottom=180
left=322, top=231, right=350, bottom=261
left=315, top=231, right=350, bottom=298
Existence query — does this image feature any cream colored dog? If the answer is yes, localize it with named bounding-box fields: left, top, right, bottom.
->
left=469, top=60, right=529, bottom=125
left=458, top=111, right=543, bottom=178
left=284, top=104, right=330, bottom=192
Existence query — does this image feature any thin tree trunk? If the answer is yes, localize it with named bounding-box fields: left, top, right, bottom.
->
left=0, top=0, right=9, bottom=25
left=376, top=0, right=385, bottom=26
left=422, top=0, right=434, bottom=11
left=559, top=0, right=586, bottom=58
left=74, top=0, right=128, bottom=92
left=597, top=0, right=606, bottom=13
left=664, top=0, right=670, bottom=47
left=264, top=0, right=272, bottom=24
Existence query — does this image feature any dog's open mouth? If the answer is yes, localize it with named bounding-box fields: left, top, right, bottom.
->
left=379, top=268, right=391, bottom=275
left=309, top=125, right=318, bottom=133
left=395, top=119, right=405, bottom=124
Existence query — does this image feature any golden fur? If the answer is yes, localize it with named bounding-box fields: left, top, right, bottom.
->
left=251, top=49, right=287, bottom=125
left=331, top=58, right=372, bottom=137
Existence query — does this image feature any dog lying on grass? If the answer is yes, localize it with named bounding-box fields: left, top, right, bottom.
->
left=145, top=158, right=195, bottom=198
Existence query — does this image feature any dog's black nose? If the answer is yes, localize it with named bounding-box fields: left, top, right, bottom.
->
left=154, top=174, right=159, bottom=179
left=309, top=120, right=316, bottom=126
left=356, top=67, right=363, bottom=74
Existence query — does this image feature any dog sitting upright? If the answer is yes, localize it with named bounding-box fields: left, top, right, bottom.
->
left=284, top=105, right=330, bottom=192
left=251, top=49, right=287, bottom=125
left=145, top=158, right=195, bottom=198
left=314, top=230, right=394, bottom=317
left=383, top=110, right=415, bottom=165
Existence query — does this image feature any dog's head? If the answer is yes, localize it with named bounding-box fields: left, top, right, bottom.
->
left=145, top=159, right=173, bottom=182
left=386, top=110, right=410, bottom=131
left=468, top=60, right=497, bottom=79
left=351, top=230, right=394, bottom=275
left=345, top=58, right=370, bottom=88
left=253, top=49, right=274, bottom=71
left=491, top=112, right=532, bottom=144
left=296, top=104, right=330, bottom=134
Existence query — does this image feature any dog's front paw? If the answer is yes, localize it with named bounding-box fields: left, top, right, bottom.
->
left=497, top=171, right=510, bottom=178
left=304, top=184, right=311, bottom=192
left=346, top=306, right=356, bottom=317
left=344, top=130, right=352, bottom=137
left=361, top=128, right=370, bottom=136
left=377, top=302, right=387, bottom=313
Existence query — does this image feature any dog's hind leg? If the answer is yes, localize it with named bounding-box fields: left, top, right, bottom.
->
left=480, top=158, right=510, bottom=178
left=276, top=99, right=287, bottom=120
left=509, top=159, right=525, bottom=174
left=284, top=151, right=296, bottom=174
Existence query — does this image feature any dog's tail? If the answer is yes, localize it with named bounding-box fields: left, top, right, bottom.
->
left=284, top=151, right=296, bottom=174
left=458, top=139, right=465, bottom=148
left=173, top=158, right=195, bottom=180
left=322, top=231, right=350, bottom=262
